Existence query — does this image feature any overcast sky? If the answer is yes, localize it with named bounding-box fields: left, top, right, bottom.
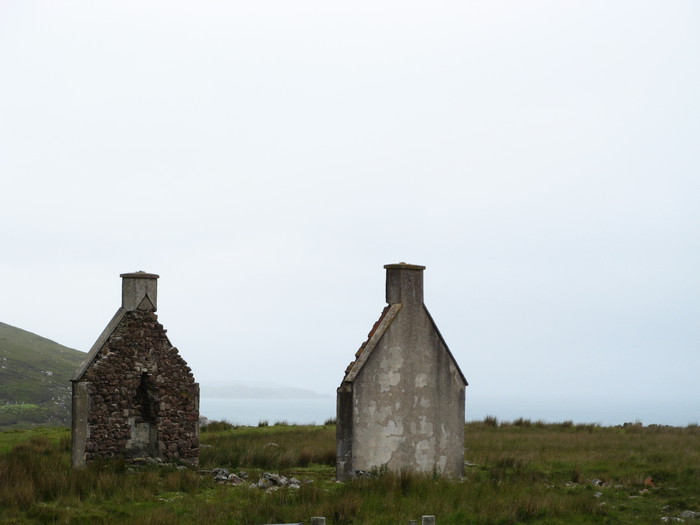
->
left=1, top=0, right=698, bottom=426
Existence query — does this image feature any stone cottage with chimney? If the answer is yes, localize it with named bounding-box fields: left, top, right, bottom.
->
left=337, top=263, right=467, bottom=480
left=71, top=272, right=199, bottom=468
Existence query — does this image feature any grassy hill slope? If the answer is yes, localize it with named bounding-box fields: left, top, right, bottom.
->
left=0, top=322, right=86, bottom=429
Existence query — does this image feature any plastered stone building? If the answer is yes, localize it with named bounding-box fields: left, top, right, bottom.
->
left=337, top=263, right=467, bottom=480
left=71, top=272, right=199, bottom=468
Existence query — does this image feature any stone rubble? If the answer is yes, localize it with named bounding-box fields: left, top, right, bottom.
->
left=126, top=457, right=189, bottom=471
left=207, top=468, right=307, bottom=491
left=664, top=511, right=700, bottom=522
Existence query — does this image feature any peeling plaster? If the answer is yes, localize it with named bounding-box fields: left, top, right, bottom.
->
left=336, top=265, right=467, bottom=480
left=378, top=346, right=403, bottom=392
left=418, top=416, right=433, bottom=436
left=414, top=437, right=437, bottom=469
left=414, top=373, right=429, bottom=388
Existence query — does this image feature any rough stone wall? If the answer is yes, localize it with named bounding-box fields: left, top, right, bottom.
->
left=78, top=309, right=199, bottom=465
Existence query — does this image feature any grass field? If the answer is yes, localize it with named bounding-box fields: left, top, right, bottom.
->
left=1, top=419, right=698, bottom=524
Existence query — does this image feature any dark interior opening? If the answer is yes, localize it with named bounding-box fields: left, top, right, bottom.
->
left=134, top=372, right=157, bottom=423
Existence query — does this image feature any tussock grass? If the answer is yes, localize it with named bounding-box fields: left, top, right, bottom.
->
left=200, top=420, right=237, bottom=433
left=200, top=424, right=336, bottom=469
left=483, top=414, right=499, bottom=427
left=1, top=421, right=699, bottom=524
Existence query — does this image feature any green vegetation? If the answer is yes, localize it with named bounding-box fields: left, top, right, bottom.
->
left=0, top=322, right=86, bottom=429
left=201, top=422, right=336, bottom=470
left=1, top=419, right=699, bottom=524
left=0, top=403, right=48, bottom=426
left=0, top=425, right=68, bottom=454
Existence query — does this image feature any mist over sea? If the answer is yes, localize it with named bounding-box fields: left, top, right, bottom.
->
left=200, top=396, right=697, bottom=428
left=200, top=397, right=336, bottom=426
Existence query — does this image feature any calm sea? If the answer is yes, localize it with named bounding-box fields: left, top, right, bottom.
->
left=200, top=397, right=697, bottom=428
left=200, top=397, right=336, bottom=426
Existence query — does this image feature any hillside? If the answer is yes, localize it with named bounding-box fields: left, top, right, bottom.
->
left=0, top=322, right=85, bottom=429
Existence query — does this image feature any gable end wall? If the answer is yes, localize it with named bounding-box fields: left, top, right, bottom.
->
left=72, top=309, right=199, bottom=467
left=348, top=304, right=465, bottom=478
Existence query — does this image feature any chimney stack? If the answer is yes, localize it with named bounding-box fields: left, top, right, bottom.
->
left=384, top=262, right=426, bottom=305
left=120, top=271, right=159, bottom=311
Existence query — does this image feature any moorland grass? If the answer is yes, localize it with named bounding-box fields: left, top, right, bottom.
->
left=200, top=423, right=336, bottom=469
left=0, top=420, right=698, bottom=524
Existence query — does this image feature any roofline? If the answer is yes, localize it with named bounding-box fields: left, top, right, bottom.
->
left=342, top=304, right=402, bottom=383
left=71, top=307, right=127, bottom=381
left=423, top=305, right=468, bottom=386
left=340, top=303, right=467, bottom=387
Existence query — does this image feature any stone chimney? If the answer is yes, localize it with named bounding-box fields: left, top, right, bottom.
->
left=384, top=262, right=426, bottom=305
left=120, top=271, right=159, bottom=311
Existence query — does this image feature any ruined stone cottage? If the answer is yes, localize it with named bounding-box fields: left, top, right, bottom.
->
left=337, top=263, right=467, bottom=480
left=71, top=272, right=199, bottom=468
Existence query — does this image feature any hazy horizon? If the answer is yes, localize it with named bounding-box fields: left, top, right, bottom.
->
left=199, top=389, right=697, bottom=428
left=190, top=379, right=700, bottom=427
left=3, top=316, right=696, bottom=427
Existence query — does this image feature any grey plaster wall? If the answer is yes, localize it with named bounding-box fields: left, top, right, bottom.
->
left=337, top=264, right=466, bottom=480
left=353, top=305, right=464, bottom=476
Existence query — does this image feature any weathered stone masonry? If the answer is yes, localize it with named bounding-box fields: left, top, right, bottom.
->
left=71, top=272, right=199, bottom=468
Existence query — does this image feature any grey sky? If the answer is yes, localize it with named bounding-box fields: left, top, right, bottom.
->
left=2, top=1, right=698, bottom=425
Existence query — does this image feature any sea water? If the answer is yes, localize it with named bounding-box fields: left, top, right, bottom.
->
left=200, top=396, right=697, bottom=427
left=200, top=397, right=336, bottom=426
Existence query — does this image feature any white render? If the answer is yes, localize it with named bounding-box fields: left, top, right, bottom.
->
left=337, top=263, right=467, bottom=480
